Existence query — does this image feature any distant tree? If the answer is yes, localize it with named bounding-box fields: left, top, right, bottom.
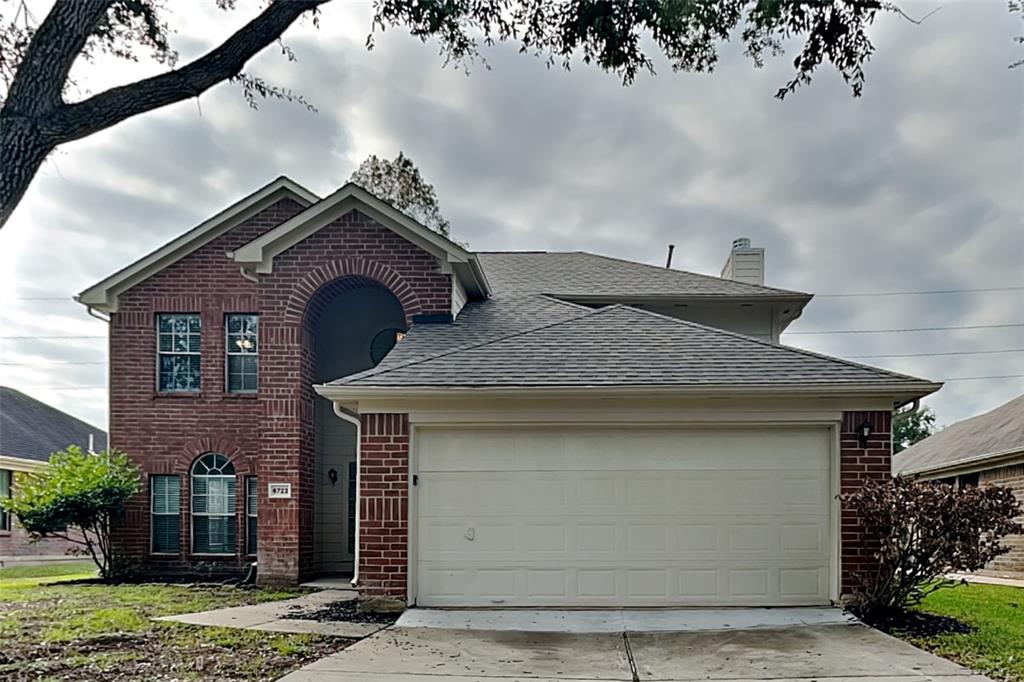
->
left=893, top=405, right=937, bottom=453
left=350, top=152, right=450, bottom=237
left=1, top=1, right=964, bottom=228
left=1, top=447, right=141, bottom=579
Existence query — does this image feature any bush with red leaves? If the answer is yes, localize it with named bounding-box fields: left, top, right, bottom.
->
left=842, top=476, right=1021, bottom=616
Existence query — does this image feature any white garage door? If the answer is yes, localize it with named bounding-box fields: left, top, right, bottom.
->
left=415, top=427, right=832, bottom=607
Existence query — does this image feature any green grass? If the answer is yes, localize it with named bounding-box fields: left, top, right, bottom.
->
left=0, top=566, right=347, bottom=681
left=910, top=582, right=1024, bottom=681
left=0, top=560, right=96, bottom=580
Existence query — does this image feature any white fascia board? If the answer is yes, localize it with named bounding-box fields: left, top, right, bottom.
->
left=901, top=447, right=1024, bottom=479
left=0, top=455, right=46, bottom=473
left=230, top=183, right=490, bottom=297
left=314, top=381, right=943, bottom=403
left=76, top=177, right=318, bottom=313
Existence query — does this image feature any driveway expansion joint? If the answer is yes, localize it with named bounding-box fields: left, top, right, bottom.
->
left=622, top=631, right=640, bottom=682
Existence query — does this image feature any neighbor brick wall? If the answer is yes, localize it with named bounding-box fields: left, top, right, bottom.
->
left=978, top=463, right=1024, bottom=579
left=840, top=410, right=893, bottom=595
left=357, top=414, right=409, bottom=601
left=109, top=196, right=450, bottom=583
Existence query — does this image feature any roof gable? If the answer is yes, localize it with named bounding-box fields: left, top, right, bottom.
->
left=320, top=303, right=941, bottom=400
left=229, top=182, right=490, bottom=299
left=77, top=176, right=318, bottom=313
left=893, top=394, right=1024, bottom=476
left=0, top=387, right=108, bottom=462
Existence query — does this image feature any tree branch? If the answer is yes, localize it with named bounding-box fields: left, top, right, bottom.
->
left=4, top=0, right=113, bottom=116
left=46, top=0, right=328, bottom=145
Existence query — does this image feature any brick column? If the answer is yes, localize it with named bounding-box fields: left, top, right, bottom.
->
left=358, top=414, right=409, bottom=601
left=840, top=410, right=893, bottom=596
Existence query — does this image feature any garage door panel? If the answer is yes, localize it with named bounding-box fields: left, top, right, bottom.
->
left=416, top=427, right=831, bottom=607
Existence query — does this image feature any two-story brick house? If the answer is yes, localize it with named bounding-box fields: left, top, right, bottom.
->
left=78, top=177, right=940, bottom=607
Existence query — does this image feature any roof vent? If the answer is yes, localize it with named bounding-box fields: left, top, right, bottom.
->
left=721, top=237, right=765, bottom=286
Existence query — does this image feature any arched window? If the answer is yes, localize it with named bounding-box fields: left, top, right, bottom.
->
left=191, top=453, right=236, bottom=554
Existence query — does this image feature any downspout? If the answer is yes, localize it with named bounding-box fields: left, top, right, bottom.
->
left=82, top=303, right=112, bottom=439
left=332, top=402, right=361, bottom=588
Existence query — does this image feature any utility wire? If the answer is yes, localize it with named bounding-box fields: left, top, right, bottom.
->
left=0, top=335, right=105, bottom=340
left=942, top=374, right=1024, bottom=382
left=788, top=323, right=1024, bottom=335
left=0, top=360, right=104, bottom=366
left=847, top=348, right=1024, bottom=359
left=816, top=285, right=1024, bottom=298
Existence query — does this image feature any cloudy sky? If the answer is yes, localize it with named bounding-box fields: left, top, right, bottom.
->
left=0, top=1, right=1021, bottom=431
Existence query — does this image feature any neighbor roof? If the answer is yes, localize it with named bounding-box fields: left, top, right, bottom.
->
left=0, top=387, right=108, bottom=463
left=477, top=251, right=812, bottom=300
left=320, top=303, right=940, bottom=399
left=893, top=394, right=1024, bottom=477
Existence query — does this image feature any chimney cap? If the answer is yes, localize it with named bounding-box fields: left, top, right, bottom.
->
left=732, top=237, right=752, bottom=250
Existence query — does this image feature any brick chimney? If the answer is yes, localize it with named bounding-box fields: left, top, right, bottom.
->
left=720, top=237, right=765, bottom=286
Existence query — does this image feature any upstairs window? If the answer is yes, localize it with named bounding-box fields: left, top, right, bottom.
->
left=158, top=314, right=201, bottom=392
left=0, top=469, right=10, bottom=532
left=226, top=314, right=259, bottom=393
left=191, top=453, right=237, bottom=555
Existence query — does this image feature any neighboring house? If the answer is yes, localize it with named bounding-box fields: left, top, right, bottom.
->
left=0, top=386, right=108, bottom=563
left=893, top=395, right=1024, bottom=579
left=76, top=177, right=941, bottom=607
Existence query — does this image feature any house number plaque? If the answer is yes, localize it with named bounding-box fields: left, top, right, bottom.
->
left=268, top=483, right=292, bottom=499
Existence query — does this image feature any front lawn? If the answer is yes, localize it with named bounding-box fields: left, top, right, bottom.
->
left=0, top=563, right=349, bottom=681
left=905, top=583, right=1024, bottom=682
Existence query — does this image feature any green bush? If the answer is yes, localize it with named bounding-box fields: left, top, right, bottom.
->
left=1, top=446, right=141, bottom=579
left=841, top=476, right=1022, bottom=616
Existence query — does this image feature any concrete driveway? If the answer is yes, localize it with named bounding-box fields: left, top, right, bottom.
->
left=279, top=611, right=990, bottom=682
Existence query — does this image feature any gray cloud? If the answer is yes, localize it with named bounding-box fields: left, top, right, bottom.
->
left=1, top=1, right=1021, bottom=430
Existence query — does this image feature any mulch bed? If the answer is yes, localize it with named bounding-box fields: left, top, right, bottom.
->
left=858, top=609, right=973, bottom=638
left=283, top=598, right=401, bottom=626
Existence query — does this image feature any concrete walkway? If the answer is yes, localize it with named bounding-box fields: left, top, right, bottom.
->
left=949, top=572, right=1024, bottom=589
left=156, top=588, right=386, bottom=638
left=278, top=620, right=992, bottom=681
left=396, top=606, right=856, bottom=633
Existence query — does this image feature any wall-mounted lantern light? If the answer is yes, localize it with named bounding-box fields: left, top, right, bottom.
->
left=858, top=420, right=874, bottom=448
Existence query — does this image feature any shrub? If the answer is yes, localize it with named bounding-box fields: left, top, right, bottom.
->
left=1, top=446, right=141, bottom=579
left=841, top=476, right=1022, bottom=616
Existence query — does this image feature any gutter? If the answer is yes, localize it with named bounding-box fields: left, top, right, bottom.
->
left=330, top=402, right=362, bottom=589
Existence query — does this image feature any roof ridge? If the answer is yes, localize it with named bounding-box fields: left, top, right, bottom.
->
left=576, top=251, right=810, bottom=297
left=605, top=304, right=939, bottom=386
left=328, top=299, right=604, bottom=385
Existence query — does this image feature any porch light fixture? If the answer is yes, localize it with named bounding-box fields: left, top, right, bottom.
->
left=395, top=331, right=406, bottom=342
left=857, top=419, right=873, bottom=448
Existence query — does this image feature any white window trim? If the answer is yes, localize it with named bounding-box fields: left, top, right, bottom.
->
left=0, top=469, right=11, bottom=533
left=191, top=470, right=237, bottom=556
left=150, top=474, right=181, bottom=555
left=245, top=475, right=258, bottom=556
left=157, top=313, right=202, bottom=393
left=225, top=314, right=259, bottom=394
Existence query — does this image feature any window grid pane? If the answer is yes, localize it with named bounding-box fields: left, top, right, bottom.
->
left=191, top=454, right=237, bottom=555
left=226, top=314, right=258, bottom=393
left=157, top=314, right=201, bottom=392
left=150, top=475, right=180, bottom=553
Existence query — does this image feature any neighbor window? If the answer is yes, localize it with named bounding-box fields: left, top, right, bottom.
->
left=0, top=469, right=11, bottom=532
left=158, top=314, right=201, bottom=392
left=225, top=314, right=259, bottom=393
left=151, top=475, right=181, bottom=554
left=191, top=453, right=236, bottom=554
left=246, top=476, right=258, bottom=555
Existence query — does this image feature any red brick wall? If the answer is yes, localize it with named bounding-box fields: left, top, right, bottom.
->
left=840, top=410, right=893, bottom=595
left=109, top=198, right=450, bottom=582
left=979, top=463, right=1024, bottom=579
left=358, top=414, right=409, bottom=600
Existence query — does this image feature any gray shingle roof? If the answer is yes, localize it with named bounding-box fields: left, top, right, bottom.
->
left=893, top=395, right=1024, bottom=476
left=477, top=251, right=810, bottom=299
left=0, top=387, right=108, bottom=463
left=329, top=304, right=936, bottom=390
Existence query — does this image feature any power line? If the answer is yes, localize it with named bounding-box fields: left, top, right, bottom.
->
left=0, top=335, right=105, bottom=340
left=945, top=374, right=1024, bottom=381
left=0, top=360, right=104, bottom=366
left=848, top=348, right=1024, bottom=359
left=788, top=323, right=1024, bottom=335
left=816, top=286, right=1024, bottom=298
